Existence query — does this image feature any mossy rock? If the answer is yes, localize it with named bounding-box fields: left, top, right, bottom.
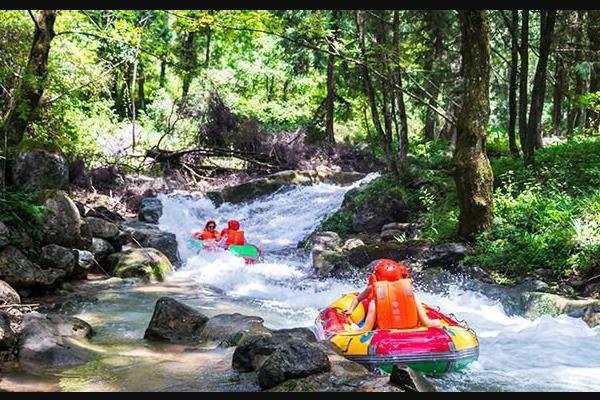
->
left=106, top=248, right=173, bottom=282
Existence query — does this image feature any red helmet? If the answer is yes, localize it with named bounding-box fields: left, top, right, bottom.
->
left=372, top=259, right=410, bottom=282
left=228, top=220, right=240, bottom=230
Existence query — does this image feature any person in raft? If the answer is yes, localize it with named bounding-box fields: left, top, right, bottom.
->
left=218, top=219, right=246, bottom=247
left=193, top=220, right=221, bottom=241
left=343, top=259, right=441, bottom=332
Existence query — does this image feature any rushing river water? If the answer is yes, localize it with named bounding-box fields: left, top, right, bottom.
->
left=2, top=175, right=600, bottom=392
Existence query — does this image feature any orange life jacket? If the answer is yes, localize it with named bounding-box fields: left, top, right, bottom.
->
left=225, top=229, right=245, bottom=245
left=199, top=230, right=220, bottom=241
left=372, top=278, right=418, bottom=330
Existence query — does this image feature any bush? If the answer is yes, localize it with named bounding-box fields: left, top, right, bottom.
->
left=0, top=188, right=47, bottom=246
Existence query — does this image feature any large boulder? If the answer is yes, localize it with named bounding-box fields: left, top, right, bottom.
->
left=266, top=342, right=401, bottom=392
left=84, top=217, right=119, bottom=240
left=200, top=313, right=266, bottom=347
left=310, top=232, right=343, bottom=277
left=0, top=221, right=9, bottom=249
left=144, top=297, right=209, bottom=343
left=121, top=221, right=181, bottom=267
left=0, top=246, right=66, bottom=288
left=105, top=248, right=173, bottom=282
left=138, top=197, right=163, bottom=224
left=0, top=280, right=20, bottom=305
left=18, top=312, right=94, bottom=371
left=39, top=244, right=77, bottom=275
left=12, top=147, right=69, bottom=190
left=41, top=191, right=84, bottom=248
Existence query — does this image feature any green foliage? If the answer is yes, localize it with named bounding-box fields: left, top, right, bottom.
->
left=316, top=210, right=353, bottom=237
left=0, top=188, right=47, bottom=246
left=465, top=136, right=600, bottom=281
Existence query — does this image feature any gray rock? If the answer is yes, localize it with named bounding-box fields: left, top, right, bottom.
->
left=138, top=197, right=163, bottom=224
left=144, top=297, right=209, bottom=343
left=106, top=248, right=173, bottom=282
left=423, top=242, right=473, bottom=269
left=12, top=148, right=69, bottom=190
left=201, top=313, right=266, bottom=347
left=0, top=312, right=17, bottom=348
left=85, top=205, right=125, bottom=223
left=18, top=312, right=94, bottom=371
left=341, top=238, right=364, bottom=251
left=40, top=244, right=77, bottom=275
left=389, top=365, right=437, bottom=392
left=256, top=339, right=331, bottom=389
left=0, top=246, right=66, bottom=288
left=90, top=238, right=115, bottom=264
left=0, top=221, right=9, bottom=248
left=0, top=280, right=20, bottom=305
left=121, top=221, right=181, bottom=267
left=41, top=191, right=84, bottom=248
left=84, top=217, right=119, bottom=240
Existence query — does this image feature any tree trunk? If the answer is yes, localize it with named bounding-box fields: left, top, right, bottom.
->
left=159, top=58, right=166, bottom=88
left=508, top=10, right=520, bottom=156
left=587, top=10, right=600, bottom=131
left=454, top=10, right=494, bottom=241
left=3, top=10, right=57, bottom=146
left=137, top=62, right=146, bottom=111
left=392, top=10, right=409, bottom=166
left=525, top=10, right=556, bottom=165
left=423, top=10, right=446, bottom=142
left=518, top=10, right=529, bottom=155
left=181, top=31, right=197, bottom=99
left=325, top=10, right=339, bottom=145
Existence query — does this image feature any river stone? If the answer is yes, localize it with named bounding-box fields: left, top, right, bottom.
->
left=200, top=313, right=266, bottom=347
left=256, top=339, right=331, bottom=390
left=0, top=246, right=66, bottom=288
left=138, top=197, right=163, bottom=224
left=41, top=191, right=84, bottom=248
left=85, top=205, right=125, bottom=223
left=90, top=238, right=115, bottom=264
left=389, top=365, right=437, bottom=392
left=106, top=248, right=173, bottom=282
left=0, top=221, right=9, bottom=249
left=144, top=297, right=209, bottom=343
left=121, top=221, right=181, bottom=267
left=341, top=238, right=364, bottom=251
left=12, top=148, right=69, bottom=190
left=0, top=313, right=17, bottom=349
left=266, top=342, right=401, bottom=392
left=0, top=280, right=20, bottom=305
left=84, top=217, right=119, bottom=240
left=18, top=312, right=94, bottom=371
left=40, top=244, right=77, bottom=275
left=72, top=250, right=95, bottom=280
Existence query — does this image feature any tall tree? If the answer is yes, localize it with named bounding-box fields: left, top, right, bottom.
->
left=325, top=10, right=339, bottom=145
left=586, top=10, right=600, bottom=131
left=506, top=10, right=520, bottom=156
left=524, top=10, right=556, bottom=164
left=454, top=10, right=494, bottom=241
left=518, top=10, right=529, bottom=155
left=551, top=11, right=569, bottom=136
left=423, top=10, right=448, bottom=142
left=3, top=10, right=57, bottom=146
left=391, top=10, right=409, bottom=166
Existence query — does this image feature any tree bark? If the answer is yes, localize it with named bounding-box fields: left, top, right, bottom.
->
left=181, top=31, right=197, bottom=99
left=423, top=11, right=446, bottom=142
left=392, top=10, right=409, bottom=166
left=508, top=10, right=520, bottom=156
left=518, top=10, right=529, bottom=155
left=453, top=10, right=494, bottom=241
left=524, top=10, right=556, bottom=165
left=159, top=58, right=166, bottom=88
left=325, top=10, right=338, bottom=145
left=587, top=10, right=600, bottom=131
left=3, top=10, right=57, bottom=146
